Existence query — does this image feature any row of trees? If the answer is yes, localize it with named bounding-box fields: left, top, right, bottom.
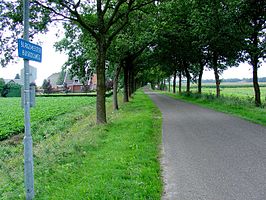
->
left=147, top=0, right=265, bottom=106
left=1, top=0, right=265, bottom=124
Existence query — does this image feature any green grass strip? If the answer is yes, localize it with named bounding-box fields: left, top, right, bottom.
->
left=1, top=90, right=163, bottom=199
left=161, top=91, right=266, bottom=126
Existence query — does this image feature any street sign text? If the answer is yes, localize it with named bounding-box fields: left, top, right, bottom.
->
left=18, top=39, right=42, bottom=62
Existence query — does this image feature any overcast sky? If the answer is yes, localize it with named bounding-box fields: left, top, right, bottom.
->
left=0, top=28, right=265, bottom=86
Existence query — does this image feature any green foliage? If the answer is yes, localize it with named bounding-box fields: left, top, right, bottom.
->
left=0, top=96, right=96, bottom=140
left=6, top=82, right=21, bottom=97
left=42, top=79, right=52, bottom=94
left=54, top=23, right=96, bottom=83
left=0, top=78, right=5, bottom=95
left=238, top=0, right=266, bottom=63
left=56, top=69, right=66, bottom=85
left=0, top=0, right=50, bottom=67
left=0, top=81, right=21, bottom=97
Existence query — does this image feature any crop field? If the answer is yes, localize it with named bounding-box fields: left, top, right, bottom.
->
left=0, top=96, right=96, bottom=140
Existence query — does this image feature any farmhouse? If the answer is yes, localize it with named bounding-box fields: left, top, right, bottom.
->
left=4, top=79, right=22, bottom=85
left=47, top=72, right=60, bottom=88
left=46, top=71, right=97, bottom=93
left=63, top=71, right=97, bottom=93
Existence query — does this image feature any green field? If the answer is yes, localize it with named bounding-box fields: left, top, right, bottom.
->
left=161, top=82, right=266, bottom=126
left=0, top=91, right=162, bottom=199
left=181, top=82, right=266, bottom=100
left=0, top=97, right=96, bottom=140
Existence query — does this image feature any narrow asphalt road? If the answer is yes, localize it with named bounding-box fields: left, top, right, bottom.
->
left=146, top=92, right=266, bottom=200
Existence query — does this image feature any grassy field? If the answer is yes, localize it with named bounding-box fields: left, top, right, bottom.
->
left=0, top=97, right=96, bottom=140
left=0, top=91, right=162, bottom=199
left=160, top=90, right=266, bottom=126
left=187, top=82, right=266, bottom=100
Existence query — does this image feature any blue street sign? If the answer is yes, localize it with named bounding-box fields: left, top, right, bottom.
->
left=18, top=39, right=42, bottom=62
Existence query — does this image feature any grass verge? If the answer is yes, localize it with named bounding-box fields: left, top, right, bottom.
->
left=159, top=91, right=266, bottom=126
left=0, top=90, right=162, bottom=199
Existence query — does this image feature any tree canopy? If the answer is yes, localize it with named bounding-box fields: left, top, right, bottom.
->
left=1, top=0, right=265, bottom=115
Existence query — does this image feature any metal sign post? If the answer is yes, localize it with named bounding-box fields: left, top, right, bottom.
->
left=23, top=0, right=34, bottom=199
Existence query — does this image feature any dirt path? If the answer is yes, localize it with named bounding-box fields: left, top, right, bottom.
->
left=146, top=92, right=266, bottom=200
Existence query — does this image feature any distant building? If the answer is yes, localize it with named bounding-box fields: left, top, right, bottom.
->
left=47, top=72, right=60, bottom=88
left=4, top=78, right=22, bottom=85
left=64, top=73, right=84, bottom=93
left=46, top=71, right=97, bottom=93
left=63, top=71, right=97, bottom=93
left=88, top=74, right=97, bottom=91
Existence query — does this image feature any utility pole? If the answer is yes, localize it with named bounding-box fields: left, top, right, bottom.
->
left=23, top=0, right=34, bottom=199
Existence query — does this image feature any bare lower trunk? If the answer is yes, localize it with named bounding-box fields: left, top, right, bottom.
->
left=133, top=77, right=136, bottom=93
left=113, top=64, right=122, bottom=110
left=178, top=72, right=182, bottom=94
left=173, top=70, right=177, bottom=93
left=151, top=82, right=155, bottom=90
left=96, top=40, right=107, bottom=124
left=253, top=66, right=261, bottom=106
left=184, top=64, right=190, bottom=93
left=129, top=66, right=134, bottom=97
left=252, top=57, right=261, bottom=106
left=185, top=74, right=190, bottom=93
left=168, top=77, right=171, bottom=92
left=128, top=69, right=132, bottom=98
left=123, top=63, right=129, bottom=102
left=251, top=30, right=261, bottom=107
left=198, top=61, right=204, bottom=94
left=213, top=52, right=220, bottom=98
left=214, top=68, right=220, bottom=98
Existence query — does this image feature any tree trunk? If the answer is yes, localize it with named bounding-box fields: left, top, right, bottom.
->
left=96, top=39, right=107, bottom=124
left=113, top=64, right=122, bottom=110
left=151, top=82, right=155, bottom=90
left=198, top=61, right=204, bottom=94
left=185, top=71, right=190, bottom=94
left=133, top=75, right=136, bottom=93
left=251, top=30, right=261, bottom=106
left=168, top=77, right=171, bottom=92
left=128, top=69, right=132, bottom=98
left=178, top=72, right=182, bottom=94
left=129, top=65, right=134, bottom=97
left=213, top=52, right=220, bottom=98
left=123, top=62, right=129, bottom=102
left=184, top=62, right=190, bottom=93
left=173, top=70, right=177, bottom=93
left=252, top=62, right=261, bottom=106
left=125, top=57, right=134, bottom=99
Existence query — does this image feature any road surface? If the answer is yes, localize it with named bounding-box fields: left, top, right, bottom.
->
left=146, top=92, right=266, bottom=200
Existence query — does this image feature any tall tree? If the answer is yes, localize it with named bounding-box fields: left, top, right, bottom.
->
left=1, top=0, right=155, bottom=124
left=238, top=0, right=266, bottom=106
left=0, top=78, right=5, bottom=96
left=107, top=5, right=157, bottom=105
left=154, top=0, right=198, bottom=93
left=191, top=0, right=243, bottom=97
